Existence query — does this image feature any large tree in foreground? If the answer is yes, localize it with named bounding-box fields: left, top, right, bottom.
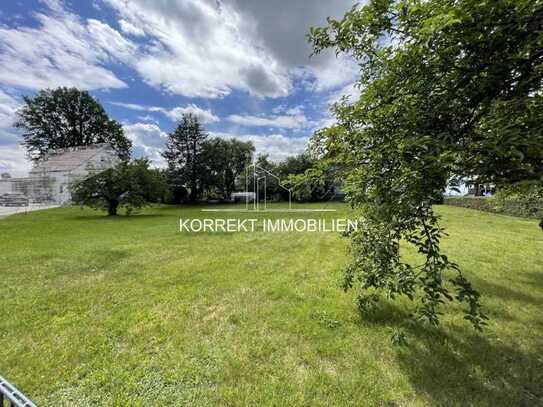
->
left=72, top=159, right=165, bottom=216
left=162, top=114, right=208, bottom=203
left=15, top=87, right=132, bottom=161
left=309, top=0, right=543, bottom=341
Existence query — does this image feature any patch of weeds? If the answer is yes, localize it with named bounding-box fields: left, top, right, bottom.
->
left=310, top=310, right=341, bottom=329
left=226, top=313, right=246, bottom=326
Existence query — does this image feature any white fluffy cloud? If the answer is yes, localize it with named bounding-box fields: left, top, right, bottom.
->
left=118, top=19, right=145, bottom=37
left=308, top=54, right=360, bottom=92
left=226, top=105, right=309, bottom=129
left=230, top=0, right=359, bottom=92
left=0, top=5, right=130, bottom=91
left=165, top=105, right=219, bottom=123
left=1, top=0, right=359, bottom=97
left=212, top=132, right=308, bottom=161
left=102, top=0, right=358, bottom=98
left=0, top=90, right=19, bottom=130
left=0, top=90, right=29, bottom=176
left=0, top=144, right=31, bottom=176
left=123, top=122, right=167, bottom=167
left=103, top=0, right=290, bottom=98
left=327, top=82, right=362, bottom=106
left=111, top=102, right=219, bottom=124
left=86, top=19, right=137, bottom=64
left=227, top=112, right=308, bottom=129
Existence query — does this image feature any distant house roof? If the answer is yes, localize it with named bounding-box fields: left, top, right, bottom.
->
left=30, top=144, right=116, bottom=174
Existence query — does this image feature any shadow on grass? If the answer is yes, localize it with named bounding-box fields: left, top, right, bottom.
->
left=360, top=299, right=543, bottom=405
left=472, top=277, right=543, bottom=307
left=522, top=271, right=543, bottom=287
left=400, top=326, right=543, bottom=406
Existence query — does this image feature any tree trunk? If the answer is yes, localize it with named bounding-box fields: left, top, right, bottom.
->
left=189, top=184, right=197, bottom=203
left=107, top=200, right=118, bottom=216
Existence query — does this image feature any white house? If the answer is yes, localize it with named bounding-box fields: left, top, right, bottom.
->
left=0, top=144, right=119, bottom=205
left=445, top=179, right=494, bottom=196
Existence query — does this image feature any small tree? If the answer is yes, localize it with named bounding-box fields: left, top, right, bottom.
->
left=15, top=87, right=131, bottom=161
left=162, top=114, right=208, bottom=203
left=72, top=159, right=165, bottom=216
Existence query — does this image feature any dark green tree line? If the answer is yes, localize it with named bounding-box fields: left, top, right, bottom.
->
left=162, top=114, right=255, bottom=202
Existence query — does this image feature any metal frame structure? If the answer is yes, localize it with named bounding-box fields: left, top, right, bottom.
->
left=0, top=376, right=37, bottom=407
left=245, top=163, right=292, bottom=211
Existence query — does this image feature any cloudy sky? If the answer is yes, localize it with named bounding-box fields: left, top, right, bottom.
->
left=0, top=0, right=360, bottom=175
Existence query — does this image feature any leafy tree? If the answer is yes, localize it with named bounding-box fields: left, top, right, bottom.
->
left=15, top=87, right=131, bottom=161
left=277, top=153, right=315, bottom=180
left=284, top=160, right=338, bottom=202
left=72, top=159, right=165, bottom=216
left=275, top=153, right=316, bottom=200
left=248, top=154, right=280, bottom=199
left=162, top=114, right=208, bottom=203
left=159, top=167, right=188, bottom=204
left=309, top=0, right=543, bottom=339
left=245, top=152, right=335, bottom=202
left=201, top=138, right=254, bottom=198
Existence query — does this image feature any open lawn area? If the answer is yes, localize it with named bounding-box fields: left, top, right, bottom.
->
left=0, top=203, right=542, bottom=406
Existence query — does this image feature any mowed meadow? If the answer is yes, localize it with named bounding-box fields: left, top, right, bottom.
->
left=0, top=203, right=541, bottom=406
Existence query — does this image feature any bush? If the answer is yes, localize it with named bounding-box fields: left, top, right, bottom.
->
left=443, top=196, right=495, bottom=212
left=444, top=184, right=543, bottom=219
left=492, top=184, right=543, bottom=218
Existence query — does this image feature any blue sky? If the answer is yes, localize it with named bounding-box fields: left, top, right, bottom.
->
left=0, top=0, right=360, bottom=175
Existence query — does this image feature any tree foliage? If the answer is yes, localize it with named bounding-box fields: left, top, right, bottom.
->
left=309, top=0, right=543, bottom=339
left=15, top=87, right=132, bottom=161
left=162, top=114, right=255, bottom=202
left=162, top=114, right=208, bottom=202
left=72, top=159, right=166, bottom=216
left=202, top=138, right=254, bottom=198
left=277, top=153, right=315, bottom=180
left=245, top=153, right=323, bottom=201
left=284, top=160, right=338, bottom=202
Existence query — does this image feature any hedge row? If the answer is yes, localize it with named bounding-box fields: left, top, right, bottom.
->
left=444, top=191, right=543, bottom=219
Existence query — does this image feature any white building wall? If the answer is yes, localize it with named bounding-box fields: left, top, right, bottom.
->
left=6, top=144, right=120, bottom=205
left=0, top=180, right=12, bottom=194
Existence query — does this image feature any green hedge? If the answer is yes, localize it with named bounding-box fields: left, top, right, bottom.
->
left=444, top=196, right=494, bottom=212
left=444, top=185, right=543, bottom=219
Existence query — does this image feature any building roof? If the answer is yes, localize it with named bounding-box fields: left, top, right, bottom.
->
left=30, top=144, right=115, bottom=174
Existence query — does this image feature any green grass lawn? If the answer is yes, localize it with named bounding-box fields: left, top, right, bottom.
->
left=0, top=203, right=541, bottom=406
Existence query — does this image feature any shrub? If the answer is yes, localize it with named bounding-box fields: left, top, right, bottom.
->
left=444, top=184, right=543, bottom=219
left=443, top=196, right=495, bottom=212
left=492, top=184, right=543, bottom=218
